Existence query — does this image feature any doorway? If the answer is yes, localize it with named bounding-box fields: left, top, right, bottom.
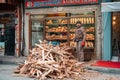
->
left=0, top=13, right=15, bottom=56
left=112, top=12, right=120, bottom=60
left=5, top=26, right=15, bottom=56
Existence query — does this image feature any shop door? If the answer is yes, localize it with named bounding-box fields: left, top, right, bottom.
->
left=5, top=26, right=15, bottom=56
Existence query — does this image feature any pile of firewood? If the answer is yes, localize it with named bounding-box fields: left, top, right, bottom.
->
left=13, top=40, right=86, bottom=80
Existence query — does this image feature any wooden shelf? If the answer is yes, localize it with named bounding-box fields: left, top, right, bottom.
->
left=69, top=23, right=95, bottom=25
left=46, top=39, right=67, bottom=41
left=46, top=30, right=67, bottom=33
left=84, top=47, right=94, bottom=49
left=44, top=13, right=95, bottom=53
left=86, top=39, right=94, bottom=41
left=70, top=14, right=95, bottom=18
left=46, top=24, right=67, bottom=26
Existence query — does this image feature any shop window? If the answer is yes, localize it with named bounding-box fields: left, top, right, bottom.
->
left=30, top=15, right=44, bottom=48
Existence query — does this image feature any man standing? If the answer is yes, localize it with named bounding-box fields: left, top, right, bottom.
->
left=74, top=21, right=86, bottom=61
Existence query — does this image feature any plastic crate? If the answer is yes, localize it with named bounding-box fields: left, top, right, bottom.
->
left=48, top=41, right=60, bottom=46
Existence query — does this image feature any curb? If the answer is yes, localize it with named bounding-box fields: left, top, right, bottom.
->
left=0, top=56, right=26, bottom=65
left=86, top=65, right=120, bottom=74
left=0, top=59, right=25, bottom=65
left=0, top=60, right=19, bottom=65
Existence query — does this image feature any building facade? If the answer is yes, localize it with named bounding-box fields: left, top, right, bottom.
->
left=24, top=0, right=102, bottom=60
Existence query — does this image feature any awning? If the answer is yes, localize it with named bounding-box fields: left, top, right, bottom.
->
left=101, top=2, right=120, bottom=12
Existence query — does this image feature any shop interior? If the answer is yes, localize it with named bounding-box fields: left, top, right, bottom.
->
left=112, top=12, right=120, bottom=58
left=30, top=11, right=95, bottom=60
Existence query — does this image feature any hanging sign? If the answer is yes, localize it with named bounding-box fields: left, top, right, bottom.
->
left=25, top=0, right=98, bottom=8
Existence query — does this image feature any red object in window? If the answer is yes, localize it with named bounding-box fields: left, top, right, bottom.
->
left=81, top=41, right=85, bottom=47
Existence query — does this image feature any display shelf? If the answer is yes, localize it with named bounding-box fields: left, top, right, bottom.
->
left=45, top=24, right=67, bottom=26
left=45, top=26, right=68, bottom=33
left=70, top=23, right=95, bottom=24
left=69, top=16, right=95, bottom=51
left=84, top=47, right=94, bottom=49
left=45, top=17, right=68, bottom=47
left=46, top=39, right=67, bottom=41
left=44, top=13, right=95, bottom=50
left=46, top=31, right=67, bottom=33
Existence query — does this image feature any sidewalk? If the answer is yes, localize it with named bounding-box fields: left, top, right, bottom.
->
left=0, top=56, right=27, bottom=65
left=86, top=65, right=120, bottom=74
left=84, top=61, right=120, bottom=74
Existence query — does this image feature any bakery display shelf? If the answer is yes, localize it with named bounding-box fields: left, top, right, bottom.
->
left=45, top=26, right=68, bottom=33
left=46, top=30, right=67, bottom=33
left=46, top=38, right=67, bottom=41
left=86, top=32, right=95, bottom=34
left=84, top=47, right=94, bottom=49
left=46, top=24, right=67, bottom=26
left=45, top=17, right=67, bottom=19
left=44, top=13, right=95, bottom=51
left=70, top=15, right=95, bottom=18
left=86, top=39, right=95, bottom=41
left=69, top=38, right=95, bottom=41
left=69, top=23, right=95, bottom=25
left=45, top=19, right=68, bottom=26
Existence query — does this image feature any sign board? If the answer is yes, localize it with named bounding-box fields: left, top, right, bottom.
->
left=25, top=0, right=99, bottom=8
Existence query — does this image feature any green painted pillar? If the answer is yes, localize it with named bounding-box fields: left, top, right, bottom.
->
left=102, top=12, right=112, bottom=60
left=102, top=0, right=112, bottom=60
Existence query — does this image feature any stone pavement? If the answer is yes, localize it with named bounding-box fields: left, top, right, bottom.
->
left=0, top=55, right=120, bottom=76
left=0, top=64, right=34, bottom=80
left=0, top=64, right=120, bottom=80
left=86, top=65, right=120, bottom=74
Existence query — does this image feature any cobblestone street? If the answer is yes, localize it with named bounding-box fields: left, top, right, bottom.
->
left=0, top=63, right=120, bottom=80
left=0, top=64, right=33, bottom=80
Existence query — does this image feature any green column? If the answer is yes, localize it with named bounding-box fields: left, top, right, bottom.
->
left=102, top=12, right=112, bottom=60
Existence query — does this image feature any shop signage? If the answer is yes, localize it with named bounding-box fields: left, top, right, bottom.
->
left=25, top=0, right=98, bottom=8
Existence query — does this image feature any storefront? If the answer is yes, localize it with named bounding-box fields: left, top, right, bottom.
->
left=24, top=0, right=102, bottom=60
left=0, top=0, right=23, bottom=57
left=102, top=0, right=120, bottom=61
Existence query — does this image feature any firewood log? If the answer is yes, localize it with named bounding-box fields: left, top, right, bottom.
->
left=14, top=41, right=90, bottom=80
left=19, top=64, right=29, bottom=74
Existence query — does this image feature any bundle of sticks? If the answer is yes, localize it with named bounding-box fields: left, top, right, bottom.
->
left=14, top=40, right=86, bottom=80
